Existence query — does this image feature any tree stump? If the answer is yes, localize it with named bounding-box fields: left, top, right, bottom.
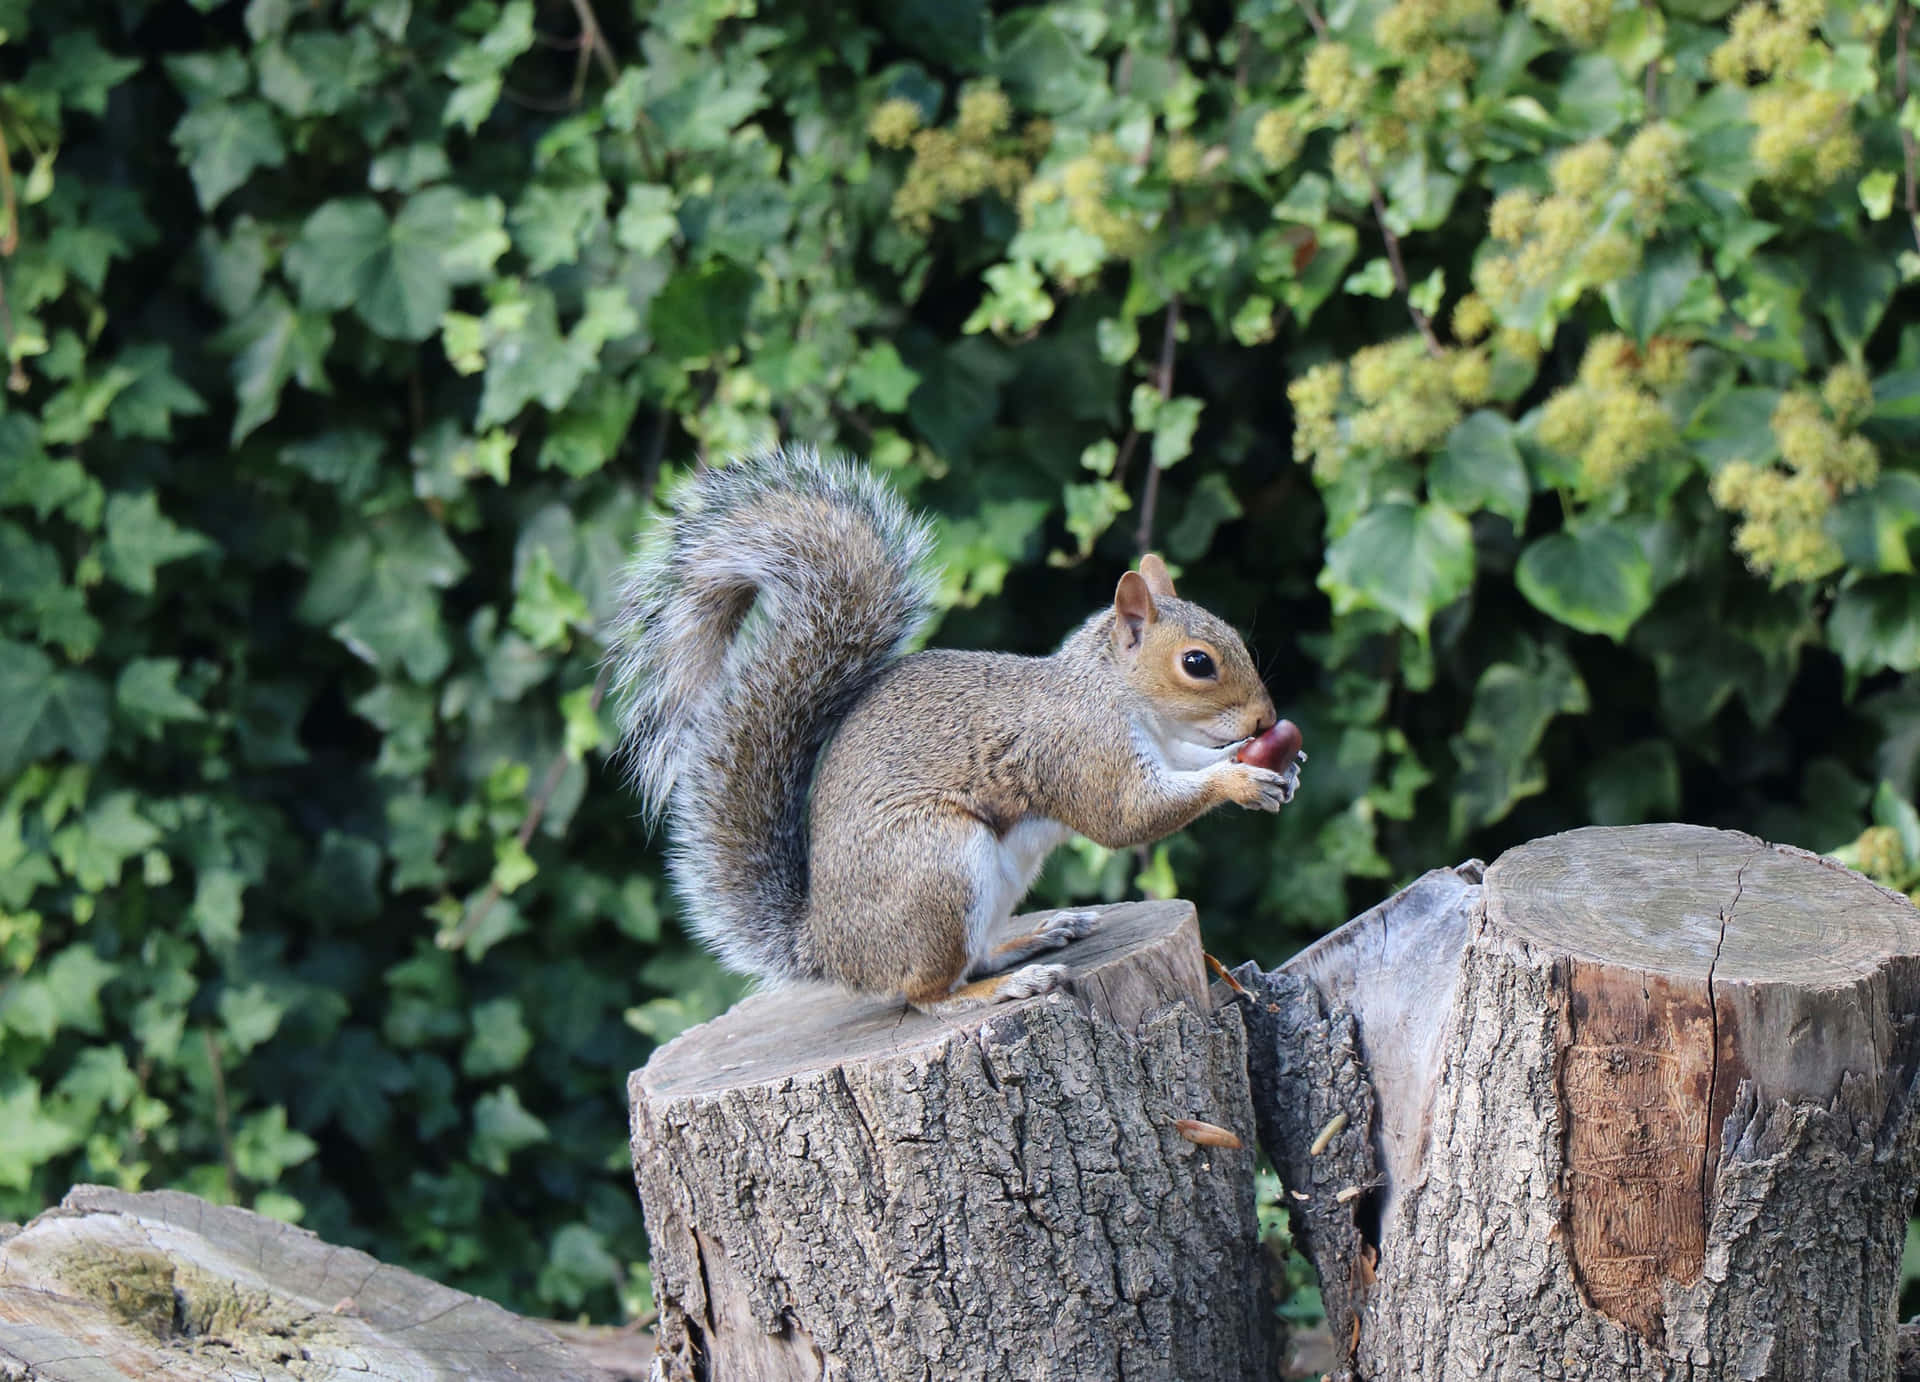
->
left=1239, top=824, right=1920, bottom=1381
left=628, top=899, right=1274, bottom=1382
left=0, top=1184, right=643, bottom=1380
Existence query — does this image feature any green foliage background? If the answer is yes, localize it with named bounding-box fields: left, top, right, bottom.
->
left=4, top=0, right=1919, bottom=1324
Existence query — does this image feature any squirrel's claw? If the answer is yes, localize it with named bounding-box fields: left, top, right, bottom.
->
left=1238, top=760, right=1301, bottom=811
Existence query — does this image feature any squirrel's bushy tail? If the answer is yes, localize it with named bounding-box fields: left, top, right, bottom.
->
left=609, top=447, right=936, bottom=983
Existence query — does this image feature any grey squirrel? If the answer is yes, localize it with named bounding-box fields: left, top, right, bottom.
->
left=609, top=448, right=1301, bottom=1014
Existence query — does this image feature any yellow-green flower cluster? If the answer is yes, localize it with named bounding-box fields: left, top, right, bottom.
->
left=868, top=99, right=922, bottom=150
left=1709, top=0, right=1859, bottom=193
left=1534, top=335, right=1677, bottom=494
left=1472, top=130, right=1685, bottom=321
left=1376, top=0, right=1497, bottom=56
left=1526, top=0, right=1614, bottom=47
left=1253, top=108, right=1306, bottom=170
left=1823, top=361, right=1874, bottom=428
left=1618, top=123, right=1688, bottom=225
left=1289, top=337, right=1497, bottom=479
left=1165, top=137, right=1206, bottom=184
left=876, top=81, right=1036, bottom=233
left=1392, top=45, right=1477, bottom=123
left=1041, top=140, right=1148, bottom=257
left=1304, top=43, right=1369, bottom=122
left=1452, top=293, right=1494, bottom=343
left=1853, top=825, right=1908, bottom=884
left=1710, top=0, right=1816, bottom=81
left=955, top=84, right=1011, bottom=144
left=1748, top=87, right=1859, bottom=194
left=1708, top=366, right=1882, bottom=583
left=1288, top=362, right=1347, bottom=479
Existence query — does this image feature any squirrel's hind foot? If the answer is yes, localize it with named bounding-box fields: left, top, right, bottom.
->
left=966, top=909, right=1102, bottom=979
left=910, top=962, right=1070, bottom=1016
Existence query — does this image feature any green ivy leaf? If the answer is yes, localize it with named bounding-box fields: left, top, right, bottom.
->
left=1830, top=472, right=1920, bottom=575
left=1165, top=472, right=1243, bottom=561
left=614, top=183, right=678, bottom=255
left=1871, top=779, right=1920, bottom=865
left=1586, top=740, right=1682, bottom=825
left=190, top=868, right=246, bottom=947
left=219, top=983, right=287, bottom=1053
left=1150, top=396, right=1203, bottom=469
left=1515, top=521, right=1654, bottom=640
left=32, top=32, right=142, bottom=114
left=103, top=491, right=212, bottom=594
left=0, top=639, right=110, bottom=778
left=171, top=100, right=286, bottom=210
left=232, top=1104, right=318, bottom=1182
left=0, top=1079, right=83, bottom=1189
left=115, top=658, right=208, bottom=731
left=1320, top=502, right=1475, bottom=637
left=537, top=1223, right=621, bottom=1311
left=477, top=285, right=599, bottom=426
left=470, top=1085, right=548, bottom=1173
left=52, top=791, right=161, bottom=891
left=1813, top=245, right=1899, bottom=360
left=510, top=547, right=590, bottom=650
left=648, top=259, right=757, bottom=360
left=1451, top=643, right=1590, bottom=833
left=286, top=191, right=509, bottom=342
left=1604, top=241, right=1702, bottom=344
left=461, top=996, right=533, bottom=1077
left=1829, top=579, right=1920, bottom=680
left=212, top=290, right=334, bottom=443
left=1431, top=411, right=1531, bottom=525
left=442, top=0, right=534, bottom=133
left=510, top=182, right=609, bottom=276
left=845, top=342, right=921, bottom=413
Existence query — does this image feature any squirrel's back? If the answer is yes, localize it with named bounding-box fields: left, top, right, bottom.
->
left=607, top=448, right=936, bottom=983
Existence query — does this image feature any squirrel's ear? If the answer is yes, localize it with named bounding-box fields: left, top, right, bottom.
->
left=1113, top=570, right=1157, bottom=653
left=1138, top=553, right=1177, bottom=600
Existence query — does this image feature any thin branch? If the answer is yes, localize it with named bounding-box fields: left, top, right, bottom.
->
left=1292, top=0, right=1441, bottom=355
left=574, top=0, right=620, bottom=78
left=1135, top=296, right=1182, bottom=555
left=202, top=1028, right=238, bottom=1204
left=1901, top=0, right=1920, bottom=254
left=501, top=84, right=580, bottom=113
left=1111, top=428, right=1144, bottom=490
left=1358, top=155, right=1441, bottom=354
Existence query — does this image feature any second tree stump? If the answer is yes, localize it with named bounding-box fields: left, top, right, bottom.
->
left=1243, top=824, right=1920, bottom=1380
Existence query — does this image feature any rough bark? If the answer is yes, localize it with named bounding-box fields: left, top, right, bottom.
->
left=0, top=1184, right=640, bottom=1381
left=1240, top=824, right=1920, bottom=1381
left=629, top=899, right=1273, bottom=1382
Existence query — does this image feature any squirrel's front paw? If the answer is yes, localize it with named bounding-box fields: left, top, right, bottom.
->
left=1229, top=759, right=1300, bottom=811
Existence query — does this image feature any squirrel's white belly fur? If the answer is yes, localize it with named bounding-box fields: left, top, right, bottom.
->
left=962, top=816, right=1074, bottom=968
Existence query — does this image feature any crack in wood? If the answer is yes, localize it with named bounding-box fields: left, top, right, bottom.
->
left=1698, top=851, right=1749, bottom=1226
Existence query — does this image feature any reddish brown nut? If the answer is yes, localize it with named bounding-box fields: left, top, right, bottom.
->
left=1236, top=718, right=1303, bottom=770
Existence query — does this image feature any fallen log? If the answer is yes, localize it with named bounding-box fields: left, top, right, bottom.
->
left=1240, top=823, right=1920, bottom=1380
left=0, top=1184, right=646, bottom=1380
left=628, top=899, right=1274, bottom=1381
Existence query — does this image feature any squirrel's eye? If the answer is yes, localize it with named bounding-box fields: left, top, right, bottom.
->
left=1180, top=649, right=1217, bottom=679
